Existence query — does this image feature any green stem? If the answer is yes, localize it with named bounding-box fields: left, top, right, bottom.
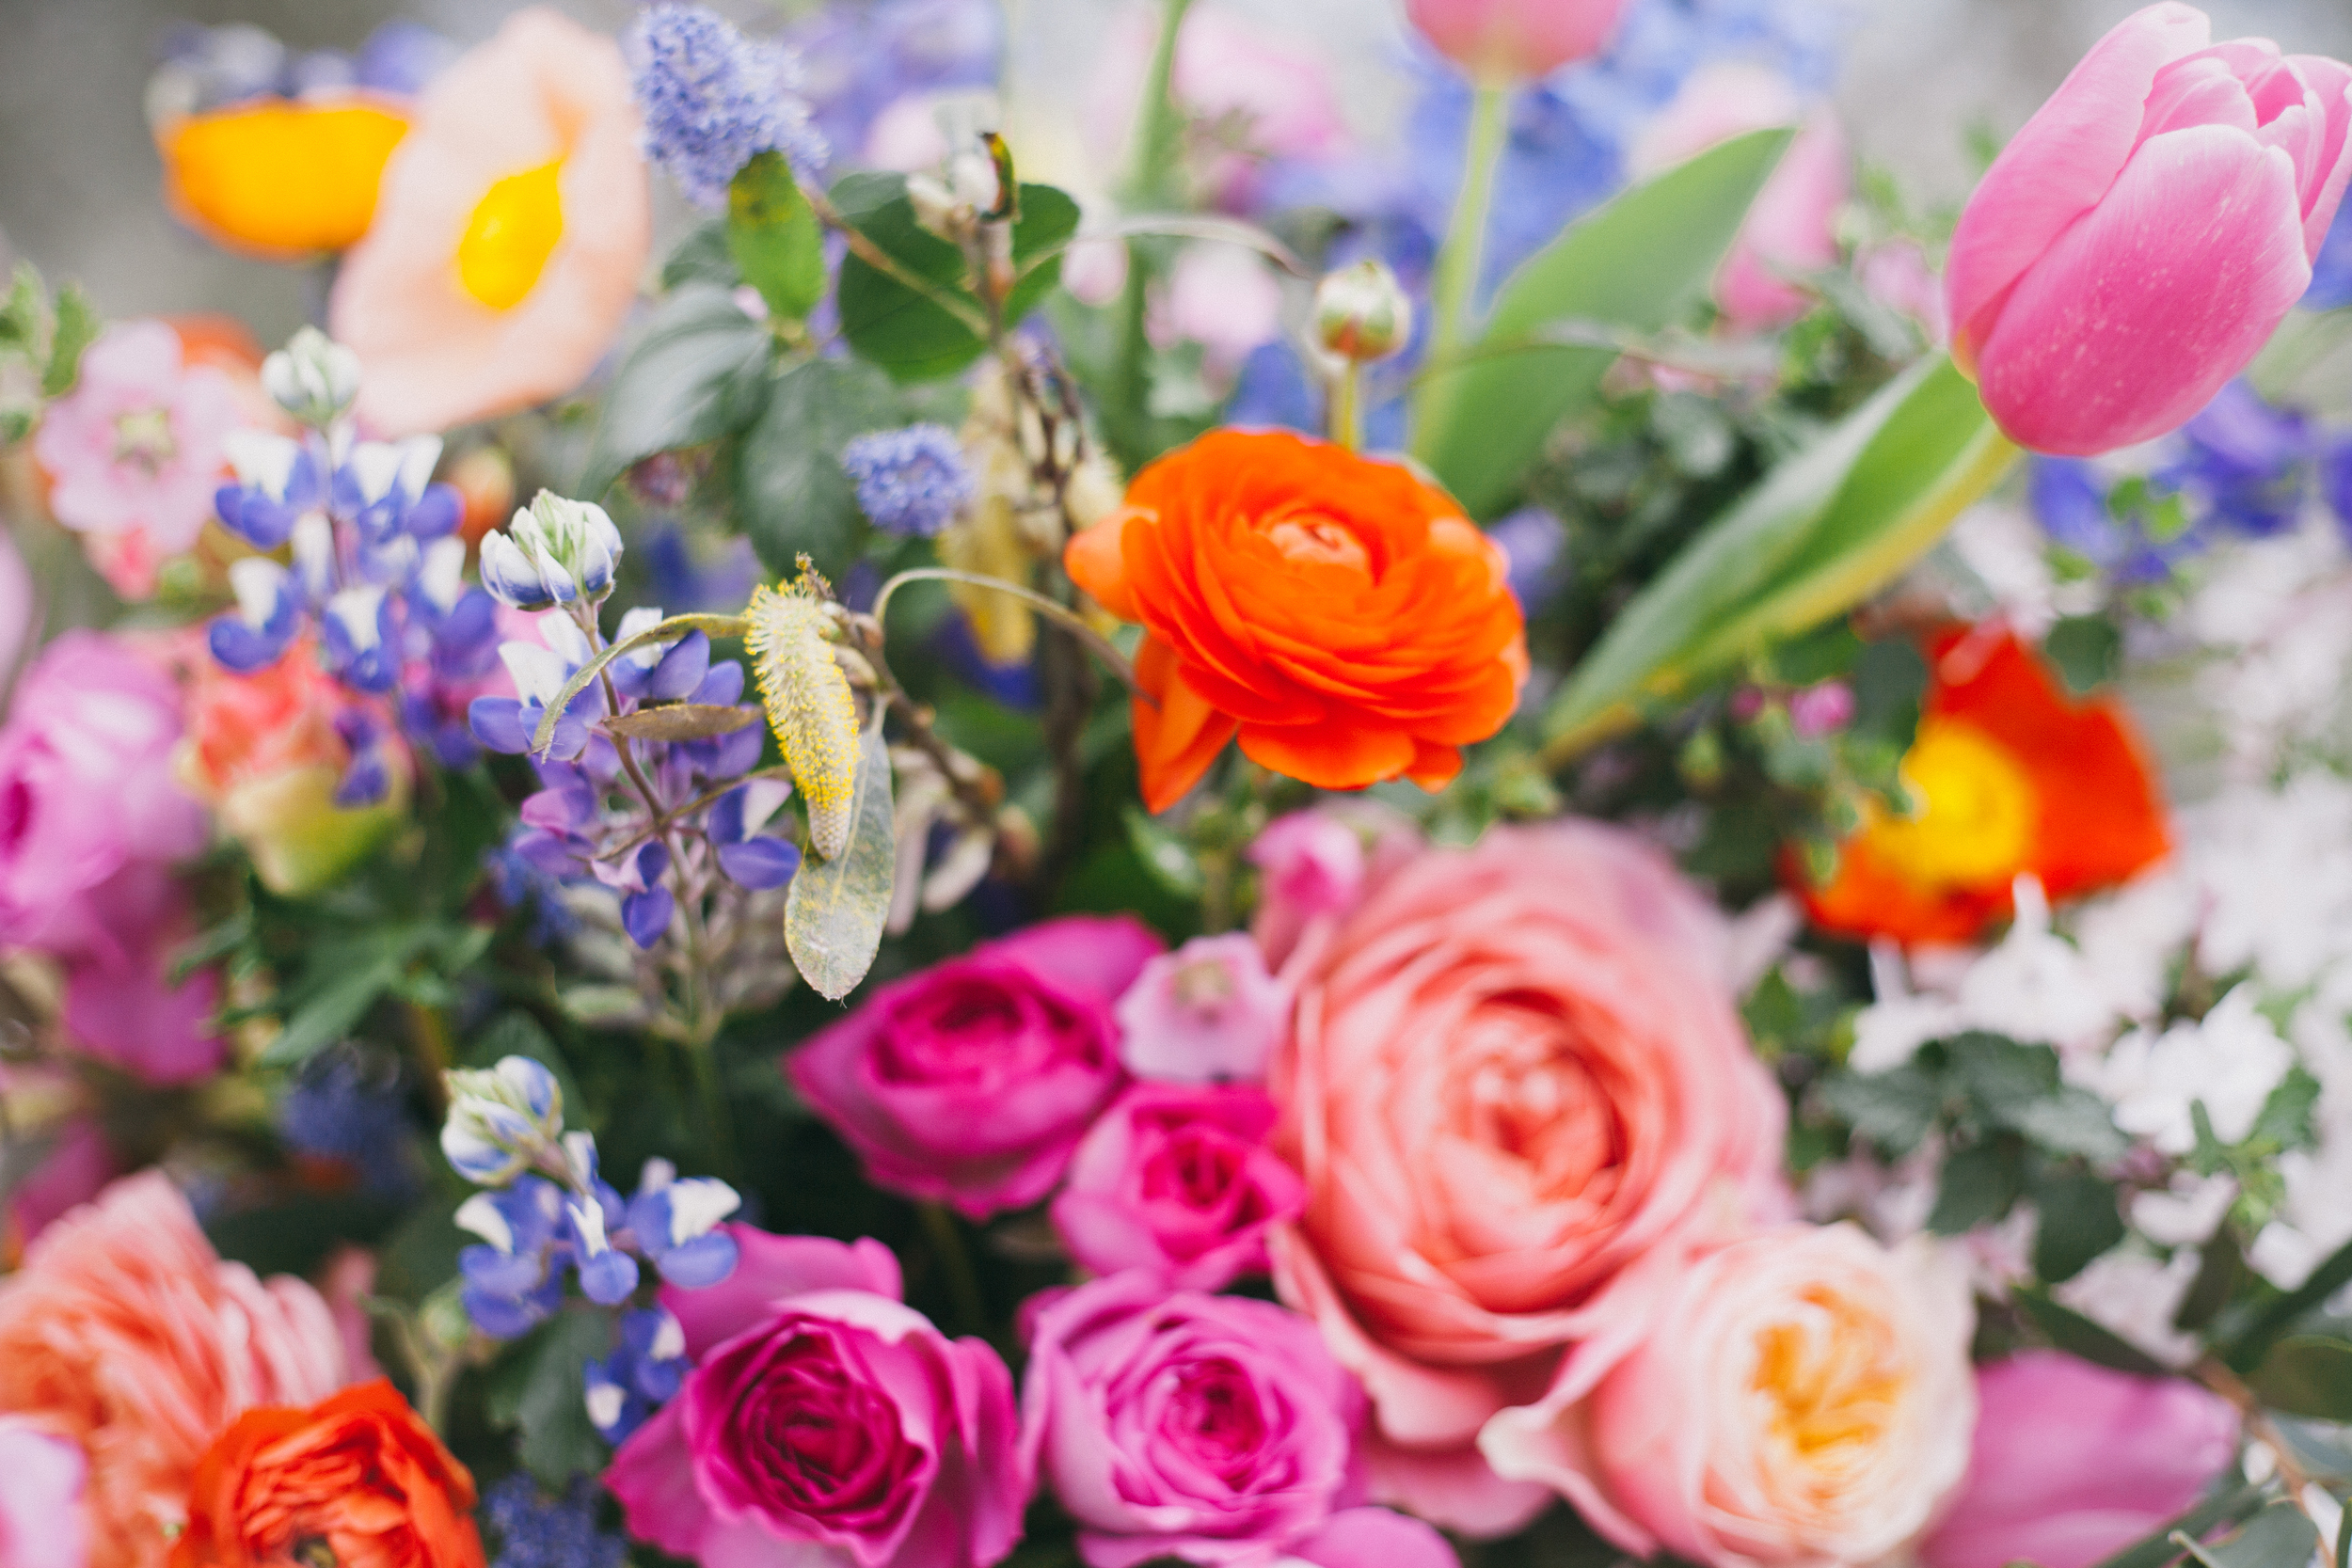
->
left=1422, top=84, right=1511, bottom=392
left=682, top=1036, right=738, bottom=1182
left=1110, top=0, right=1200, bottom=452
left=918, top=1202, right=989, bottom=1339
left=870, top=567, right=1149, bottom=704
left=1329, top=363, right=1362, bottom=451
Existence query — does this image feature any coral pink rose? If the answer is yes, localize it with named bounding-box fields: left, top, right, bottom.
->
left=0, top=1415, right=89, bottom=1568
left=330, top=8, right=650, bottom=435
left=788, top=915, right=1162, bottom=1218
left=1947, top=4, right=2352, bottom=455
left=607, top=1224, right=1025, bottom=1568
left=1919, top=1352, right=2240, bottom=1568
left=1269, top=821, right=1784, bottom=1535
left=0, top=1173, right=355, bottom=1568
left=1482, top=1226, right=1976, bottom=1568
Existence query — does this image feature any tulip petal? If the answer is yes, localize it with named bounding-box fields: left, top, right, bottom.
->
left=2289, top=54, right=2352, bottom=252
left=1976, top=124, right=2310, bottom=454
left=1947, top=2, right=2212, bottom=365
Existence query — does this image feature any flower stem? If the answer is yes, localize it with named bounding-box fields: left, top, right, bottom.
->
left=1109, top=0, right=1201, bottom=453
left=918, top=1202, right=989, bottom=1339
left=1329, top=363, right=1363, bottom=451
left=1423, top=83, right=1511, bottom=388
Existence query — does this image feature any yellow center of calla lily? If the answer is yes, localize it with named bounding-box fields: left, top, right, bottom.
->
left=163, top=101, right=409, bottom=256
left=457, top=160, right=565, bottom=311
left=1869, top=717, right=2036, bottom=889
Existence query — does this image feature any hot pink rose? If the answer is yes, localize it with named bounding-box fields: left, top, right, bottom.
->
left=0, top=1172, right=356, bottom=1568
left=1020, top=1272, right=1368, bottom=1568
left=1482, top=1227, right=1976, bottom=1568
left=0, top=1416, right=88, bottom=1568
left=1269, top=821, right=1784, bottom=1535
left=1050, top=1082, right=1306, bottom=1291
left=607, top=1224, right=1026, bottom=1568
left=1919, top=1352, right=2240, bottom=1568
left=1405, top=0, right=1631, bottom=86
left=1947, top=4, right=2352, bottom=455
left=789, top=915, right=1163, bottom=1218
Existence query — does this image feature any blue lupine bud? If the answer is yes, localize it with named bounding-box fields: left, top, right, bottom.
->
left=215, top=431, right=320, bottom=549
left=621, top=1306, right=688, bottom=1401
left=260, top=327, right=360, bottom=429
left=335, top=436, right=443, bottom=544
left=441, top=1056, right=564, bottom=1185
left=209, top=558, right=301, bottom=672
left=483, top=1475, right=630, bottom=1568
left=629, top=4, right=828, bottom=210
left=481, top=492, right=623, bottom=610
left=841, top=424, right=974, bottom=536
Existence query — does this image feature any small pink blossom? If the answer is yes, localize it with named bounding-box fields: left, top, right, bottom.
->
left=1115, top=932, right=1288, bottom=1083
left=32, top=322, right=243, bottom=597
left=1788, top=679, right=1856, bottom=737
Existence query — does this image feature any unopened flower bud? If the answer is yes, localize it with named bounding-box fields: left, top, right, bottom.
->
left=262, top=326, right=361, bottom=428
left=1313, top=261, right=1414, bottom=363
left=479, top=489, right=623, bottom=610
left=440, top=1054, right=564, bottom=1185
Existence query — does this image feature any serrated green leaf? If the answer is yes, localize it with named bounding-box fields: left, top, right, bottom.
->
left=2249, top=1335, right=2352, bottom=1420
left=2249, top=1064, right=2323, bottom=1152
left=786, top=725, right=897, bottom=1001
left=2018, top=1289, right=2170, bottom=1376
left=728, top=151, right=827, bottom=322
left=2173, top=1504, right=2321, bottom=1568
left=40, top=284, right=99, bottom=399
left=485, top=1311, right=613, bottom=1484
left=581, top=284, right=772, bottom=494
left=834, top=173, right=1080, bottom=382
left=2030, top=1166, right=2125, bottom=1284
left=734, top=356, right=904, bottom=575
left=1929, top=1139, right=2025, bottom=1234
left=1414, top=129, right=1791, bottom=520
left=1821, top=1067, right=1943, bottom=1155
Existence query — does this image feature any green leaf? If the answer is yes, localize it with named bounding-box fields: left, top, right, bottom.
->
left=2029, top=1166, right=2125, bottom=1284
left=2017, top=1289, right=2170, bottom=1377
left=662, top=220, right=741, bottom=292
left=1928, top=1138, right=2024, bottom=1234
left=485, top=1311, right=612, bottom=1485
left=727, top=151, right=827, bottom=322
left=602, top=704, right=760, bottom=743
left=734, top=356, right=905, bottom=575
left=2249, top=1064, right=2323, bottom=1152
left=2046, top=614, right=2122, bottom=694
left=2088, top=1486, right=2268, bottom=1568
left=1821, top=1067, right=1943, bottom=1155
left=581, top=284, right=772, bottom=495
left=834, top=173, right=1080, bottom=381
left=531, top=612, right=750, bottom=754
left=1948, top=1032, right=2060, bottom=1120
left=1543, top=354, right=2019, bottom=761
left=1414, top=129, right=1792, bottom=520
left=2225, top=1232, right=2352, bottom=1370
left=2175, top=1226, right=2245, bottom=1334
left=2006, top=1087, right=2133, bottom=1162
left=2249, top=1334, right=2352, bottom=1420
left=262, top=945, right=406, bottom=1067
left=2173, top=1504, right=2321, bottom=1568
left=785, top=725, right=898, bottom=1001
left=40, top=284, right=98, bottom=399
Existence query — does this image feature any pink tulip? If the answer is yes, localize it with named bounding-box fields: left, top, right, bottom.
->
left=1919, top=1352, right=2241, bottom=1568
left=1405, top=0, right=1632, bottom=86
left=1947, top=4, right=2352, bottom=455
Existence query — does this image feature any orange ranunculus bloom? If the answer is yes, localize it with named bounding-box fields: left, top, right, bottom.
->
left=157, top=99, right=411, bottom=260
left=1064, top=429, right=1528, bottom=813
left=170, top=1380, right=483, bottom=1568
left=1798, top=626, right=2169, bottom=944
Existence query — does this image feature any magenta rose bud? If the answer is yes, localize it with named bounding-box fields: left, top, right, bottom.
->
left=1021, top=1273, right=1368, bottom=1568
left=1918, top=1351, right=2241, bottom=1568
left=1050, top=1082, right=1307, bottom=1291
left=1404, top=0, right=1632, bottom=86
left=607, top=1225, right=1027, bottom=1568
left=1947, top=3, right=2352, bottom=455
left=788, top=915, right=1164, bottom=1218
left=1114, top=933, right=1289, bottom=1083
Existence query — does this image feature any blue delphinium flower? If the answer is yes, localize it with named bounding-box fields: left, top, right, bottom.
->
left=279, top=1051, right=421, bottom=1199
left=629, top=3, right=828, bottom=209
left=484, top=1476, right=628, bottom=1568
left=842, top=424, right=975, bottom=536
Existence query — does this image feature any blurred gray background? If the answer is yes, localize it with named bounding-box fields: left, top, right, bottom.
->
left=4, top=0, right=2350, bottom=343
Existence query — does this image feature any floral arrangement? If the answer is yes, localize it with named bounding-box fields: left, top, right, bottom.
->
left=4, top=2, right=2352, bottom=1567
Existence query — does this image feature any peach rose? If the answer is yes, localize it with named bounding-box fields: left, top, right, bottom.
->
left=1270, top=821, right=1787, bottom=1535
left=329, top=8, right=649, bottom=435
left=0, top=1173, right=355, bottom=1568
left=1482, top=1226, right=1976, bottom=1568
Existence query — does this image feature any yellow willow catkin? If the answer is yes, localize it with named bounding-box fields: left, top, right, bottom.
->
left=743, top=571, right=860, bottom=861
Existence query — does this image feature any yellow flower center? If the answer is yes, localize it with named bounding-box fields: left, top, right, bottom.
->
left=1868, top=717, right=2035, bottom=889
left=163, top=101, right=409, bottom=256
left=457, top=160, right=565, bottom=311
left=1752, top=1290, right=1906, bottom=1486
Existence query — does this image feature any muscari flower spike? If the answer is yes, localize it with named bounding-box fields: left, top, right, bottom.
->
left=629, top=2, right=828, bottom=210
left=744, top=565, right=861, bottom=861
left=841, top=424, right=976, bottom=537
left=479, top=490, right=624, bottom=612
left=484, top=1475, right=628, bottom=1568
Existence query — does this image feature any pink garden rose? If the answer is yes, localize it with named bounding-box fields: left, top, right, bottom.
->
left=1050, top=1081, right=1306, bottom=1291
left=1284, top=1510, right=1460, bottom=1568
left=1404, top=0, right=1631, bottom=86
left=0, top=1173, right=356, bottom=1568
left=1020, top=1272, right=1374, bottom=1568
left=608, top=1224, right=1026, bottom=1568
left=1114, top=933, right=1289, bottom=1083
left=1919, top=1351, right=2240, bottom=1568
left=0, top=1416, right=89, bottom=1568
left=1947, top=4, right=2352, bottom=454
left=1269, top=820, right=1784, bottom=1535
left=789, top=915, right=1162, bottom=1218
left=1483, top=1227, right=1976, bottom=1568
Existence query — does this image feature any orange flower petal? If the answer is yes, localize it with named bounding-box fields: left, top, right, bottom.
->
left=159, top=99, right=410, bottom=260
left=1133, top=635, right=1238, bottom=814
left=1064, top=508, right=1142, bottom=621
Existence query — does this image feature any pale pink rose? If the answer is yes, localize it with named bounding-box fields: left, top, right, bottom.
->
left=331, top=8, right=651, bottom=436
left=1115, top=932, right=1289, bottom=1083
left=1482, top=1227, right=1977, bottom=1568
left=0, top=1416, right=89, bottom=1568
left=1270, top=821, right=1786, bottom=1536
left=1631, top=64, right=1850, bottom=333
left=1919, top=1352, right=2240, bottom=1568
left=0, top=1172, right=355, bottom=1568
left=31, top=322, right=243, bottom=596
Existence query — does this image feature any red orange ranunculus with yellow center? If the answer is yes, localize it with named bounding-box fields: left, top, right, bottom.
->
left=1064, top=430, right=1528, bottom=813
left=157, top=100, right=411, bottom=260
left=1798, top=626, right=2169, bottom=944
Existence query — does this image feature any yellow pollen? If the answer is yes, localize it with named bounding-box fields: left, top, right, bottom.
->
left=457, top=160, right=565, bottom=311
left=1752, top=1298, right=1905, bottom=1476
left=1868, top=717, right=2036, bottom=889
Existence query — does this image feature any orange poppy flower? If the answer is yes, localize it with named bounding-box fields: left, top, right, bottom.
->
left=1798, top=626, right=2169, bottom=944
left=1065, top=429, right=1528, bottom=813
left=157, top=98, right=411, bottom=260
